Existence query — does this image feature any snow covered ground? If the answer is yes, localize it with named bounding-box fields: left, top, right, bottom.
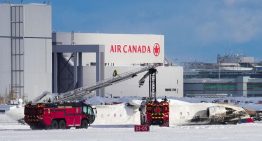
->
left=1, top=97, right=262, bottom=141
left=0, top=113, right=262, bottom=141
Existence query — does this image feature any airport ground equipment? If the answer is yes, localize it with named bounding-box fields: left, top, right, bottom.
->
left=24, top=65, right=158, bottom=129
left=139, top=68, right=169, bottom=127
left=24, top=102, right=96, bottom=129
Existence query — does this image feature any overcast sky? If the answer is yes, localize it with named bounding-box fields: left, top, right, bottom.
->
left=6, top=0, right=262, bottom=62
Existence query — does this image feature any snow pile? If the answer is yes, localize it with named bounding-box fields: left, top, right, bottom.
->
left=85, top=96, right=143, bottom=105
left=85, top=96, right=122, bottom=105
left=169, top=99, right=191, bottom=105
left=5, top=106, right=24, bottom=121
left=128, top=99, right=142, bottom=107
left=0, top=113, right=18, bottom=124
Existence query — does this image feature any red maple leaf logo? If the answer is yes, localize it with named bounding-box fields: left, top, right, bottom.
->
left=153, top=43, right=160, bottom=57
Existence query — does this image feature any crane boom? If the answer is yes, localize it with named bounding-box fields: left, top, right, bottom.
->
left=55, top=65, right=158, bottom=102
left=138, top=68, right=157, bottom=100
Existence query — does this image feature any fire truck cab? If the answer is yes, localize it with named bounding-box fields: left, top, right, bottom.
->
left=24, top=102, right=96, bottom=129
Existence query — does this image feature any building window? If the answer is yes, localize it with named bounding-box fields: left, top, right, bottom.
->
left=165, top=88, right=171, bottom=91
left=247, top=83, right=262, bottom=90
left=165, top=88, right=177, bottom=92
left=90, top=62, right=96, bottom=66
left=204, top=83, right=237, bottom=91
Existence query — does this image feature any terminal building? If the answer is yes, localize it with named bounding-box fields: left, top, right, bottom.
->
left=184, top=54, right=262, bottom=97
left=0, top=3, right=183, bottom=102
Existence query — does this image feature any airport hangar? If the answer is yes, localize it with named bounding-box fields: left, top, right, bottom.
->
left=0, top=3, right=183, bottom=101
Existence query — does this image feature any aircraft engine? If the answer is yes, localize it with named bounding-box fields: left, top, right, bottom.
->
left=207, top=106, right=228, bottom=123
left=207, top=106, right=227, bottom=117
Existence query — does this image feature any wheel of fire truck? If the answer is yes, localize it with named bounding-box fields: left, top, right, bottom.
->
left=162, top=120, right=169, bottom=127
left=50, top=120, right=59, bottom=129
left=59, top=120, right=66, bottom=129
left=29, top=126, right=37, bottom=130
left=30, top=125, right=43, bottom=130
left=29, top=123, right=46, bottom=130
left=81, top=119, right=89, bottom=129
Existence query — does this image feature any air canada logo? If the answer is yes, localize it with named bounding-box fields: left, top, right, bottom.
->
left=153, top=43, right=160, bottom=57
left=110, top=43, right=161, bottom=57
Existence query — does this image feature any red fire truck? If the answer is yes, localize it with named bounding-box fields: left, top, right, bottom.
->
left=24, top=65, right=159, bottom=129
left=139, top=68, right=169, bottom=127
left=24, top=102, right=96, bottom=129
left=140, top=99, right=169, bottom=126
left=140, top=98, right=170, bottom=127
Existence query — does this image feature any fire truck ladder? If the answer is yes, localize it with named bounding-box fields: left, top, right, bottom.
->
left=55, top=65, right=158, bottom=102
left=138, top=68, right=157, bottom=100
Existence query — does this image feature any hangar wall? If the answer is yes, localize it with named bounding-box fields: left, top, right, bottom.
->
left=0, top=4, right=52, bottom=101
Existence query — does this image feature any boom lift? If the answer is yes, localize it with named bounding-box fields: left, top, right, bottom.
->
left=55, top=65, right=157, bottom=102
left=24, top=65, right=158, bottom=129
left=139, top=68, right=169, bottom=127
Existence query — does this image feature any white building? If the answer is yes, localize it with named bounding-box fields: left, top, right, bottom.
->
left=0, top=4, right=52, bottom=101
left=53, top=32, right=183, bottom=97
left=54, top=32, right=165, bottom=66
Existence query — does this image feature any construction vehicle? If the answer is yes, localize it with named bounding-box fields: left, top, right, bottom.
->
left=24, top=65, right=158, bottom=129
left=139, top=68, right=169, bottom=127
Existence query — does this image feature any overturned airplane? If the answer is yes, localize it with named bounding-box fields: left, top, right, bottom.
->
left=91, top=99, right=253, bottom=126
left=167, top=100, right=253, bottom=125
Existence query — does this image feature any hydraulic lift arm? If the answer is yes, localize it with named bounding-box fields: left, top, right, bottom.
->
left=54, top=65, right=158, bottom=102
